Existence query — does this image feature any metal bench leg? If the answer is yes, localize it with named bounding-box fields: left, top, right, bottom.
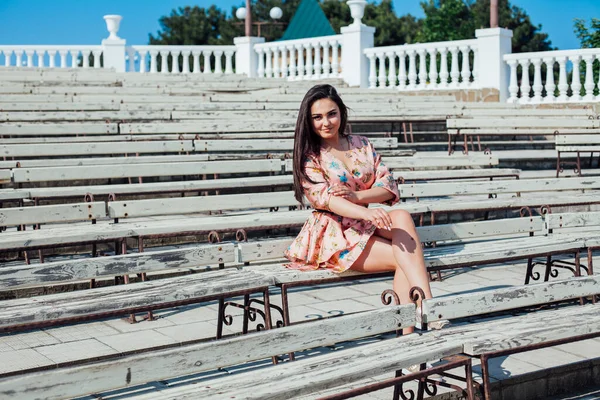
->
left=480, top=354, right=493, bottom=400
left=576, top=151, right=582, bottom=176
left=216, top=297, right=226, bottom=339
left=280, top=284, right=295, bottom=361
left=524, top=257, right=535, bottom=284
left=543, top=255, right=552, bottom=281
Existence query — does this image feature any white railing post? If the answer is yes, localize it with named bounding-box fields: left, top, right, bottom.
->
left=149, top=50, right=158, bottom=73
left=439, top=48, right=449, bottom=88
left=25, top=50, right=35, bottom=67
left=377, top=53, right=387, bottom=88
left=225, top=50, right=234, bottom=74
left=280, top=47, right=288, bottom=78
left=48, top=50, right=56, bottom=68
left=418, top=48, right=427, bottom=89
left=182, top=50, right=191, bottom=73
left=234, top=36, right=265, bottom=78
left=387, top=51, right=397, bottom=88
left=520, top=60, right=530, bottom=103
left=273, top=48, right=280, bottom=78
left=288, top=46, right=297, bottom=79
left=322, top=42, right=330, bottom=78
left=203, top=50, right=212, bottom=74
left=172, top=50, right=180, bottom=73
left=265, top=48, right=273, bottom=78
left=397, top=50, right=407, bottom=89
left=557, top=56, right=569, bottom=102
left=507, top=59, right=519, bottom=103
left=407, top=49, right=417, bottom=89
left=543, top=57, right=556, bottom=103
left=366, top=53, right=377, bottom=88
left=256, top=48, right=265, bottom=78
left=475, top=28, right=513, bottom=102
left=304, top=43, right=313, bottom=79
left=313, top=43, right=322, bottom=79
left=59, top=50, right=68, bottom=68
left=160, top=50, right=169, bottom=73
left=583, top=54, right=596, bottom=102
left=101, top=15, right=126, bottom=72
left=428, top=49, right=438, bottom=88
left=460, top=46, right=471, bottom=86
left=570, top=55, right=582, bottom=101
left=531, top=58, right=543, bottom=103
left=214, top=50, right=223, bottom=75
left=137, top=50, right=147, bottom=72
left=296, top=44, right=305, bottom=79
left=449, top=46, right=460, bottom=88
left=341, top=23, right=375, bottom=87
left=331, top=40, right=340, bottom=77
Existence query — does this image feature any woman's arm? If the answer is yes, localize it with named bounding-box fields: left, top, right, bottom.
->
left=328, top=195, right=393, bottom=230
left=329, top=186, right=394, bottom=205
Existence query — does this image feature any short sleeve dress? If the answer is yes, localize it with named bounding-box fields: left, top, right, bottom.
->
left=284, top=135, right=400, bottom=273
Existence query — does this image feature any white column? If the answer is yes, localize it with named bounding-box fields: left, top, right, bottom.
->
left=322, top=42, right=330, bottom=78
left=224, top=51, right=234, bottom=74
left=439, top=48, right=449, bottom=88
left=138, top=50, right=147, bottom=73
left=557, top=56, right=568, bottom=102
left=583, top=54, right=595, bottom=101
left=71, top=50, right=80, bottom=68
left=460, top=46, right=471, bottom=87
left=531, top=58, right=543, bottom=103
left=256, top=48, right=265, bottom=77
left=172, top=50, right=180, bottom=73
left=182, top=50, right=191, bottom=73
left=543, top=57, right=556, bottom=103
left=296, top=44, right=305, bottom=79
left=313, top=43, right=322, bottom=79
left=49, top=50, right=57, bottom=68
left=126, top=48, right=135, bottom=71
left=417, top=48, right=427, bottom=89
left=428, top=49, right=438, bottom=88
left=2, top=50, right=12, bottom=67
left=330, top=41, right=340, bottom=77
left=214, top=50, right=223, bottom=75
left=475, top=28, right=513, bottom=102
left=59, top=50, right=68, bottom=68
left=367, top=53, right=377, bottom=89
left=192, top=51, right=201, bottom=73
left=520, top=59, right=530, bottom=103
left=288, top=46, right=296, bottom=79
left=398, top=51, right=407, bottom=89
left=101, top=38, right=126, bottom=72
left=149, top=50, right=158, bottom=73
left=304, top=43, right=313, bottom=79
left=449, top=46, right=460, bottom=88
left=203, top=51, right=212, bottom=74
left=472, top=47, right=479, bottom=86
left=507, top=59, right=519, bottom=103
left=233, top=36, right=265, bottom=77
left=341, top=24, right=375, bottom=87
left=272, top=48, right=280, bottom=78
left=570, top=55, right=582, bottom=101
left=25, top=50, right=34, bottom=67
left=387, top=51, right=397, bottom=88
left=280, top=47, right=288, bottom=79
left=407, top=49, right=417, bottom=89
left=377, top=53, right=387, bottom=88
left=36, top=50, right=44, bottom=68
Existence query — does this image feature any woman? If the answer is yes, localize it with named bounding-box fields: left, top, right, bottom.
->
left=284, top=84, right=444, bottom=333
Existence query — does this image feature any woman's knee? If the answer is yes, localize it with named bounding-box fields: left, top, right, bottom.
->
left=390, top=209, right=414, bottom=227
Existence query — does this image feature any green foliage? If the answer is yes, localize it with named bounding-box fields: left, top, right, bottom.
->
left=574, top=18, right=600, bottom=48
left=418, top=0, right=475, bottom=42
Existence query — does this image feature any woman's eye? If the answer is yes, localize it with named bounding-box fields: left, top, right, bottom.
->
left=313, top=116, right=321, bottom=120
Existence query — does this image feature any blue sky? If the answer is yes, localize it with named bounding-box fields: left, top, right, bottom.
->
left=0, top=0, right=597, bottom=50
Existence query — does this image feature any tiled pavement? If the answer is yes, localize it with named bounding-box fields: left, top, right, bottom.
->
left=1, top=257, right=599, bottom=399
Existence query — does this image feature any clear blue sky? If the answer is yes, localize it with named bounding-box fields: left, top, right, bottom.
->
left=0, top=0, right=597, bottom=51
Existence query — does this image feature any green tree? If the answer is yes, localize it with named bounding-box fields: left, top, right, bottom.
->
left=149, top=6, right=234, bottom=45
left=417, top=0, right=475, bottom=42
left=574, top=18, right=600, bottom=48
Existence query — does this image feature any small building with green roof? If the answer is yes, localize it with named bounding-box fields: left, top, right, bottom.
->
left=279, top=0, right=336, bottom=41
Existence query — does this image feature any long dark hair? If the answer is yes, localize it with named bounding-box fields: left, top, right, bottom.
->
left=292, top=84, right=348, bottom=204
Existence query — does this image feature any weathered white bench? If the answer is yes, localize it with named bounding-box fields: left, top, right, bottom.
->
left=555, top=134, right=600, bottom=177
left=446, top=116, right=600, bottom=155
left=0, top=122, right=119, bottom=136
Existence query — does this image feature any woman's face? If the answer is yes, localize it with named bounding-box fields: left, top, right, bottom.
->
left=310, top=98, right=341, bottom=141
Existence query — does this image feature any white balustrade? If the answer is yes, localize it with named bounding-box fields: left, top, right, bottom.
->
left=125, top=45, right=235, bottom=74
left=364, top=39, right=477, bottom=90
left=254, top=35, right=343, bottom=80
left=504, top=48, right=600, bottom=103
left=0, top=45, right=102, bottom=68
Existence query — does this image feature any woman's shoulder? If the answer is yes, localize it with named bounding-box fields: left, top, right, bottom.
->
left=348, top=134, right=372, bottom=148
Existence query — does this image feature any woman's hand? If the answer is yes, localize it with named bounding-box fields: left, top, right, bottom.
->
left=329, top=184, right=359, bottom=203
left=362, top=208, right=393, bottom=231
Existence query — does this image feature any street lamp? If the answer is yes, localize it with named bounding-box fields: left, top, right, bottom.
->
left=236, top=2, right=284, bottom=37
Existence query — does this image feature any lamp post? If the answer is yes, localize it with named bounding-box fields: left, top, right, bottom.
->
left=236, top=3, right=284, bottom=38
left=490, top=0, right=498, bottom=28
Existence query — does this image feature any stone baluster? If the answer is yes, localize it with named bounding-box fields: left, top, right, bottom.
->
left=322, top=42, right=330, bottom=78
left=1, top=50, right=8, bottom=67
left=58, top=50, right=68, bottom=68
left=570, top=55, right=582, bottom=101
left=182, top=50, right=191, bottom=73
left=271, top=48, right=279, bottom=78
left=149, top=50, right=158, bottom=73
left=543, top=57, right=555, bottom=103
left=15, top=51, right=23, bottom=67
left=449, top=46, right=460, bottom=88
left=225, top=50, right=234, bottom=74
left=520, top=59, right=531, bottom=102
left=582, top=54, right=595, bottom=101
left=407, top=49, right=417, bottom=89
left=265, top=48, right=273, bottom=78
left=203, top=51, right=212, bottom=74
left=160, top=50, right=169, bottom=73
left=472, top=47, right=479, bottom=86
left=126, top=48, right=135, bottom=71
left=36, top=50, right=44, bottom=68
left=171, top=50, right=180, bottom=73
left=71, top=51, right=80, bottom=68
left=288, top=46, right=296, bottom=79
left=191, top=51, right=201, bottom=73
left=428, top=49, right=438, bottom=88
left=214, top=50, right=223, bottom=75
left=417, top=48, right=427, bottom=89
left=257, top=48, right=265, bottom=78
left=377, top=53, right=387, bottom=88
left=331, top=41, right=339, bottom=77
left=137, top=50, right=147, bottom=73
left=25, top=50, right=34, bottom=67
left=367, top=53, right=377, bottom=89
left=556, top=56, right=568, bottom=102
left=82, top=50, right=91, bottom=68
left=439, top=48, right=449, bottom=88
left=48, top=50, right=57, bottom=68
left=460, top=46, right=471, bottom=87
left=296, top=44, right=305, bottom=79
left=304, top=43, right=313, bottom=79
left=387, top=51, right=397, bottom=88
left=280, top=47, right=288, bottom=79
left=531, top=58, right=543, bottom=103
left=398, top=51, right=407, bottom=89
left=313, top=43, right=322, bottom=79
left=507, top=59, right=519, bottom=103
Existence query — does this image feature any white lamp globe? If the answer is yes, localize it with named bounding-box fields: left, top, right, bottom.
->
left=236, top=7, right=247, bottom=19
left=269, top=7, right=283, bottom=20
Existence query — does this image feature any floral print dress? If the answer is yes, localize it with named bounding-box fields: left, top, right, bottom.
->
left=284, top=135, right=400, bottom=273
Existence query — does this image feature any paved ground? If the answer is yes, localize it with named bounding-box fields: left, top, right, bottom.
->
left=1, top=251, right=599, bottom=399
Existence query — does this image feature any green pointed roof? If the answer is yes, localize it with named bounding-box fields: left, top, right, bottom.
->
left=279, top=0, right=335, bottom=41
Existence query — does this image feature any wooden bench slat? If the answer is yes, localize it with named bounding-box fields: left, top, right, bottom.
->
left=0, top=154, right=210, bottom=169
left=556, top=134, right=600, bottom=145
left=0, top=202, right=104, bottom=226
left=1, top=141, right=194, bottom=158
left=546, top=211, right=600, bottom=231
left=0, top=122, right=119, bottom=136
left=447, top=118, right=600, bottom=129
